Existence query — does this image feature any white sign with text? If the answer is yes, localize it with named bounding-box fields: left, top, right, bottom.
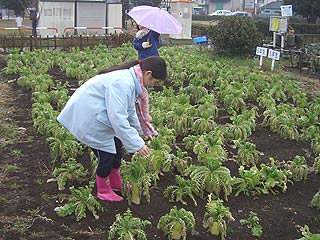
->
left=256, top=47, right=268, bottom=57
left=281, top=5, right=292, bottom=17
left=268, top=49, right=281, bottom=60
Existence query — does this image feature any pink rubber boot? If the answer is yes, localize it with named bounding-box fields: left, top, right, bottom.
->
left=96, top=175, right=123, bottom=201
left=109, top=168, right=122, bottom=191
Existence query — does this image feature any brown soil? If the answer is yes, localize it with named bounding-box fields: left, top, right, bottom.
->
left=0, top=61, right=319, bottom=240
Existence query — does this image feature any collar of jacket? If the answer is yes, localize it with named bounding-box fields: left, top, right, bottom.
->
left=129, top=67, right=142, bottom=96
left=135, top=28, right=150, bottom=39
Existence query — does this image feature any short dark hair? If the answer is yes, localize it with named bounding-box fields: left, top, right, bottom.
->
left=140, top=56, right=167, bottom=81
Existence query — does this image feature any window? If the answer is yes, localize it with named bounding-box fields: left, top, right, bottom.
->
left=44, top=9, right=52, bottom=16
left=63, top=9, right=71, bottom=20
left=215, top=3, right=224, bottom=10
left=53, top=8, right=61, bottom=16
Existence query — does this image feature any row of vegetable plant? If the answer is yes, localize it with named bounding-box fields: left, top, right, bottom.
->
left=4, top=43, right=320, bottom=239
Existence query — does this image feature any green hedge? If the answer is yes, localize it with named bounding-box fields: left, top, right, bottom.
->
left=291, top=23, right=320, bottom=34
left=192, top=14, right=225, bottom=21
left=254, top=20, right=272, bottom=39
left=191, top=23, right=212, bottom=36
left=206, top=16, right=263, bottom=57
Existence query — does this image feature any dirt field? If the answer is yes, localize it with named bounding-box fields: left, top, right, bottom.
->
left=0, top=57, right=319, bottom=240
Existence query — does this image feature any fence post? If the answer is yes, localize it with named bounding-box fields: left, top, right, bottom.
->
left=62, top=35, right=65, bottom=50
left=19, top=36, right=23, bottom=52
left=6, top=36, right=10, bottom=52
left=30, top=36, right=33, bottom=51
left=12, top=35, right=15, bottom=49
left=86, top=35, right=89, bottom=48
left=2, top=36, right=5, bottom=53
left=0, top=32, right=132, bottom=52
left=54, top=35, right=57, bottom=50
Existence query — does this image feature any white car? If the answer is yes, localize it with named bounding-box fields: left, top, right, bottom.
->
left=208, top=10, right=231, bottom=16
left=229, top=11, right=250, bottom=17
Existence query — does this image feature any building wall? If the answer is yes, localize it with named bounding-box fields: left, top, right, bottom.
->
left=106, top=4, right=122, bottom=34
left=208, top=0, right=242, bottom=14
left=0, top=9, right=15, bottom=19
left=38, top=1, right=122, bottom=37
left=263, top=0, right=279, bottom=5
left=196, top=0, right=279, bottom=14
left=260, top=8, right=281, bottom=16
left=170, top=2, right=193, bottom=39
left=38, top=1, right=75, bottom=36
left=76, top=2, right=106, bottom=35
left=259, top=0, right=282, bottom=15
left=243, top=0, right=277, bottom=10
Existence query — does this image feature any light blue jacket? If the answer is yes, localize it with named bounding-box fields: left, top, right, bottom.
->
left=57, top=68, right=145, bottom=154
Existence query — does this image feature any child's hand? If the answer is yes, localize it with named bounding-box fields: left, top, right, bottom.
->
left=142, top=41, right=152, bottom=48
left=138, top=145, right=150, bottom=156
left=143, top=134, right=153, bottom=141
left=146, top=115, right=152, bottom=122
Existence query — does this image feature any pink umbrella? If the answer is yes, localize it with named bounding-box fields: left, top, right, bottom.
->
left=128, top=5, right=182, bottom=35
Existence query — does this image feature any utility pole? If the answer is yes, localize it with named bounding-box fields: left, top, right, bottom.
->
left=242, top=0, right=245, bottom=11
left=254, top=0, right=258, bottom=16
left=252, top=0, right=258, bottom=19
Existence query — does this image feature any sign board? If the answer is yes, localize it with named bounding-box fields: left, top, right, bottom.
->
left=268, top=49, right=281, bottom=60
left=269, top=16, right=288, bottom=33
left=245, top=1, right=254, bottom=9
left=256, top=47, right=268, bottom=57
left=280, top=5, right=292, bottom=17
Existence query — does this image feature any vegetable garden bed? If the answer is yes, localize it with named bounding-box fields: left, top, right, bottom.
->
left=0, top=44, right=319, bottom=240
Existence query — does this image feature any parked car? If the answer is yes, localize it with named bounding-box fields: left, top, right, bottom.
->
left=208, top=10, right=231, bottom=16
left=228, top=11, right=250, bottom=17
